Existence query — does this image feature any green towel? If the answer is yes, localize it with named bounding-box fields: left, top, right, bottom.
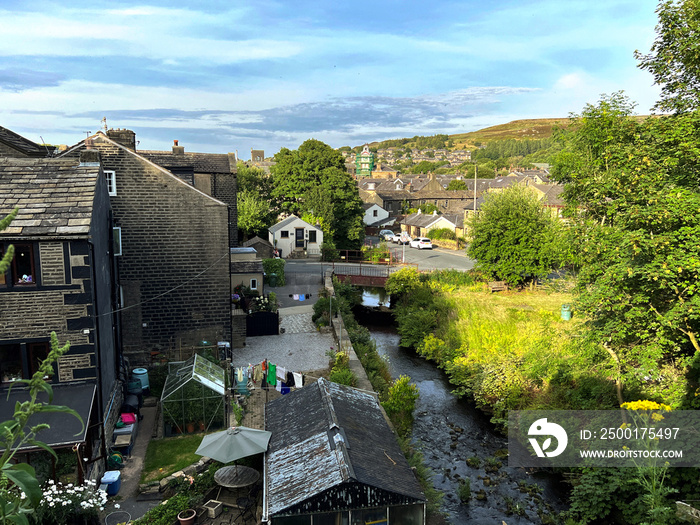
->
left=268, top=363, right=277, bottom=386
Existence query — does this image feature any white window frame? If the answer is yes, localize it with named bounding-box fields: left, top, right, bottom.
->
left=113, top=227, right=122, bottom=256
left=250, top=278, right=258, bottom=291
left=105, top=170, right=117, bottom=196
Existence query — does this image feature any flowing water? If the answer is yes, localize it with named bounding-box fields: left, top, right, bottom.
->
left=356, top=304, right=566, bottom=525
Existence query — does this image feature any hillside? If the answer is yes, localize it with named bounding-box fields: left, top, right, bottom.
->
left=360, top=118, right=570, bottom=152
left=449, top=117, right=570, bottom=149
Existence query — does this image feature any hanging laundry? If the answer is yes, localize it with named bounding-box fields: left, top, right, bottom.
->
left=276, top=382, right=282, bottom=392
left=306, top=294, right=311, bottom=300
left=267, top=363, right=277, bottom=386
left=236, top=367, right=244, bottom=383
left=281, top=385, right=291, bottom=395
left=277, top=366, right=286, bottom=382
left=253, top=364, right=263, bottom=383
left=293, top=294, right=299, bottom=300
left=293, top=372, right=303, bottom=388
left=299, top=295, right=305, bottom=302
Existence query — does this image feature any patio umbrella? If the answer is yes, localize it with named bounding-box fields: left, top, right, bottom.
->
left=195, top=426, right=272, bottom=464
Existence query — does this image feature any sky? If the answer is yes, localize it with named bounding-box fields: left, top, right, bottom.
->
left=0, top=0, right=662, bottom=159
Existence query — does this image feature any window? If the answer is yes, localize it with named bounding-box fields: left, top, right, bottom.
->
left=105, top=170, right=117, bottom=196
left=28, top=343, right=49, bottom=378
left=0, top=344, right=22, bottom=383
left=250, top=278, right=258, bottom=290
left=280, top=231, right=289, bottom=238
left=12, top=244, right=35, bottom=285
left=308, top=231, right=317, bottom=243
left=113, top=227, right=122, bottom=256
left=373, top=210, right=378, bottom=217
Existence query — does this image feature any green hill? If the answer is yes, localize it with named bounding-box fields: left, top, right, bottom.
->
left=450, top=118, right=570, bottom=149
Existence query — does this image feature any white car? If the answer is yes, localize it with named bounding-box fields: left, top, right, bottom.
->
left=410, top=237, right=433, bottom=249
left=379, top=229, right=394, bottom=241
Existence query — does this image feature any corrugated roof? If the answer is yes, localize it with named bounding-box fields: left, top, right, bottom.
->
left=0, top=158, right=99, bottom=237
left=266, top=378, right=424, bottom=516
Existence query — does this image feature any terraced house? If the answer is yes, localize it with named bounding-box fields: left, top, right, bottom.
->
left=0, top=153, right=121, bottom=481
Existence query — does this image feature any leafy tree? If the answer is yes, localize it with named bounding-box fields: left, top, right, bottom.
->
left=635, top=0, right=700, bottom=113
left=271, top=140, right=364, bottom=249
left=0, top=208, right=18, bottom=272
left=447, top=179, right=468, bottom=191
left=237, top=189, right=272, bottom=240
left=467, top=185, right=563, bottom=288
left=552, top=94, right=700, bottom=362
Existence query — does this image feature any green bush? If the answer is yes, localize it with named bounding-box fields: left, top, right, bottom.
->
left=428, top=228, right=456, bottom=240
left=382, top=375, right=419, bottom=437
left=262, top=258, right=286, bottom=286
left=329, top=367, right=357, bottom=387
left=321, top=240, right=339, bottom=261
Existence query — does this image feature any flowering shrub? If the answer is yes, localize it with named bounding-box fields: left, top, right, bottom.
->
left=31, top=480, right=107, bottom=525
left=249, top=295, right=277, bottom=313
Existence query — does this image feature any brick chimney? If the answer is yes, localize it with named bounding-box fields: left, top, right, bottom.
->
left=172, top=140, right=185, bottom=155
left=106, top=128, right=136, bottom=150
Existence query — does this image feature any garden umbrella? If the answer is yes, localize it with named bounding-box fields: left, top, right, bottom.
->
left=195, top=426, right=272, bottom=464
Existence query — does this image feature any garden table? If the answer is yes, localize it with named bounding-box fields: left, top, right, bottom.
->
left=213, top=465, right=260, bottom=501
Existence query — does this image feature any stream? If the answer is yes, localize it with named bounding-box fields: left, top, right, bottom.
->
left=355, top=292, right=566, bottom=524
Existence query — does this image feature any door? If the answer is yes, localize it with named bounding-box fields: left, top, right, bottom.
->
left=295, top=228, right=305, bottom=248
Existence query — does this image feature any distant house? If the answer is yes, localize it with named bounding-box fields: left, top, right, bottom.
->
left=362, top=203, right=394, bottom=228
left=265, top=378, right=426, bottom=524
left=0, top=125, right=52, bottom=158
left=230, top=247, right=264, bottom=294
left=0, top=154, right=120, bottom=482
left=268, top=215, right=323, bottom=258
left=402, top=210, right=461, bottom=238
left=58, top=130, right=232, bottom=365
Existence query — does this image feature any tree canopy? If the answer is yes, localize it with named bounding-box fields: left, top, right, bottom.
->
left=467, top=185, right=563, bottom=288
left=552, top=93, right=700, bottom=359
left=270, top=139, right=364, bottom=249
left=635, top=0, right=700, bottom=113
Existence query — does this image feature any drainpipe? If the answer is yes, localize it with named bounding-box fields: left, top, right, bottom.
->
left=88, top=241, right=108, bottom=475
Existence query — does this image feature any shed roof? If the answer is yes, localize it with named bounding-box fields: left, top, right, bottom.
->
left=0, top=158, right=99, bottom=237
left=268, top=214, right=320, bottom=234
left=266, top=378, right=424, bottom=516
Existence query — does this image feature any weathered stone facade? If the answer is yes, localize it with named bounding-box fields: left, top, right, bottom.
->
left=60, top=135, right=232, bottom=365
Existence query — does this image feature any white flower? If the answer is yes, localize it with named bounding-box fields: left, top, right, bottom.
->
left=114, top=503, right=120, bottom=509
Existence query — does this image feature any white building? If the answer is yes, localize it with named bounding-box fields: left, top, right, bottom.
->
left=268, top=215, right=323, bottom=258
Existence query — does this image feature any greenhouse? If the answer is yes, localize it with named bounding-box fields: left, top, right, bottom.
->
left=160, top=354, right=227, bottom=435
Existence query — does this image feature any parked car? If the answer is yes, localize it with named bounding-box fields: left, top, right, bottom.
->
left=398, top=232, right=412, bottom=245
left=379, top=229, right=394, bottom=241
left=390, top=233, right=401, bottom=243
left=410, top=237, right=433, bottom=249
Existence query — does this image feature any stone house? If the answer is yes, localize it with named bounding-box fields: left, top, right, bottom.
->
left=401, top=210, right=462, bottom=238
left=58, top=132, right=232, bottom=366
left=242, top=236, right=275, bottom=259
left=268, top=215, right=323, bottom=258
left=0, top=155, right=121, bottom=481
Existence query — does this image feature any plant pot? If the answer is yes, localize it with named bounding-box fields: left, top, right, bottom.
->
left=186, top=422, right=195, bottom=433
left=198, top=421, right=206, bottom=432
left=177, top=509, right=196, bottom=525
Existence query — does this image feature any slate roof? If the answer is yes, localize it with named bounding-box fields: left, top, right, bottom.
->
left=0, top=126, right=49, bottom=157
left=0, top=158, right=99, bottom=237
left=266, top=378, right=425, bottom=516
left=139, top=150, right=234, bottom=174
left=533, top=183, right=565, bottom=206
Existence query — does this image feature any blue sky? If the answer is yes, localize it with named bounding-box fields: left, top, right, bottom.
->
left=0, top=0, right=661, bottom=159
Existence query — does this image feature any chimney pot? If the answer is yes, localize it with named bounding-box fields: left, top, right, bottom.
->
left=174, top=140, right=179, bottom=146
